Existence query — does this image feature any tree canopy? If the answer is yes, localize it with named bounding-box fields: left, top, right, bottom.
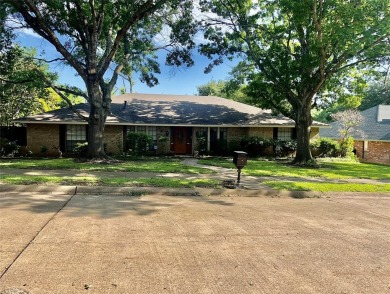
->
left=4, top=0, right=197, bottom=158
left=199, top=0, right=390, bottom=164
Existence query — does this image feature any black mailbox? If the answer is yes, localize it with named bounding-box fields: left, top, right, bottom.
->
left=233, top=151, right=248, bottom=169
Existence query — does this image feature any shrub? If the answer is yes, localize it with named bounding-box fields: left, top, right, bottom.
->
left=126, top=132, right=152, bottom=155
left=311, top=138, right=340, bottom=158
left=195, top=134, right=207, bottom=155
left=228, top=136, right=273, bottom=157
left=40, top=145, right=49, bottom=156
left=339, top=137, right=355, bottom=158
left=274, top=139, right=297, bottom=157
left=0, top=138, right=20, bottom=157
left=73, top=142, right=88, bottom=157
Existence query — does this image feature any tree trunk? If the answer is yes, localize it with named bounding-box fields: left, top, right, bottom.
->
left=86, top=83, right=109, bottom=159
left=292, top=99, right=315, bottom=165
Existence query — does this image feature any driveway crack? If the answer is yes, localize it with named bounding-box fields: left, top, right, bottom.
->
left=0, top=187, right=78, bottom=280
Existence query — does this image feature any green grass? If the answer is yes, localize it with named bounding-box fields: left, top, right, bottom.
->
left=0, top=174, right=220, bottom=188
left=0, top=158, right=213, bottom=174
left=263, top=181, right=390, bottom=193
left=198, top=158, right=390, bottom=180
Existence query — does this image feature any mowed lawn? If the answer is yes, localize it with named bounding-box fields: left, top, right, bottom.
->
left=0, top=158, right=213, bottom=174
left=1, top=157, right=389, bottom=192
left=198, top=158, right=390, bottom=193
left=198, top=158, right=390, bottom=180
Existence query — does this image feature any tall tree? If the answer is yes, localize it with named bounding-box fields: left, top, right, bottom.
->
left=5, top=0, right=196, bottom=158
left=199, top=0, right=390, bottom=164
left=0, top=45, right=58, bottom=126
left=359, top=82, right=390, bottom=110
left=197, top=79, right=248, bottom=102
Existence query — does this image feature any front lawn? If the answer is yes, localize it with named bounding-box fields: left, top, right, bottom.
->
left=198, top=158, right=390, bottom=180
left=263, top=181, right=390, bottom=193
left=0, top=158, right=214, bottom=174
left=0, top=174, right=220, bottom=188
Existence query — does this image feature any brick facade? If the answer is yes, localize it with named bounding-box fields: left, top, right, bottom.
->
left=26, top=124, right=325, bottom=158
left=103, top=125, right=124, bottom=155
left=354, top=140, right=390, bottom=165
left=27, top=124, right=60, bottom=156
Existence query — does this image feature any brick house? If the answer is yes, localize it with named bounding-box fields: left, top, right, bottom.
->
left=14, top=93, right=326, bottom=156
left=320, top=105, right=390, bottom=165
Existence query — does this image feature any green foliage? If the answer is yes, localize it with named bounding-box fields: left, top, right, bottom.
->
left=126, top=133, right=152, bottom=155
left=199, top=0, right=390, bottom=164
left=74, top=142, right=88, bottom=157
left=237, top=136, right=273, bottom=157
left=0, top=46, right=58, bottom=125
left=339, top=137, right=355, bottom=159
left=311, top=138, right=340, bottom=158
left=40, top=145, right=49, bottom=156
left=5, top=0, right=197, bottom=157
left=197, top=79, right=248, bottom=103
left=359, top=82, right=390, bottom=110
left=195, top=133, right=207, bottom=154
left=227, top=136, right=295, bottom=157
left=0, top=138, right=20, bottom=157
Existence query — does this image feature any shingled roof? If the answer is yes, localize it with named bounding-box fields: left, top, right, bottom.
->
left=320, top=105, right=390, bottom=141
left=15, top=93, right=327, bottom=127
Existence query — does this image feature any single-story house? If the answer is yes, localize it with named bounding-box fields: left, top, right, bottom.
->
left=320, top=105, right=390, bottom=165
left=14, top=93, right=326, bottom=156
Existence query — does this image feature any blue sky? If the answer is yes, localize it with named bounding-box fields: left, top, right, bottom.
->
left=16, top=32, right=237, bottom=96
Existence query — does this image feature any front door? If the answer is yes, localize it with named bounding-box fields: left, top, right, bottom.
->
left=172, top=127, right=192, bottom=154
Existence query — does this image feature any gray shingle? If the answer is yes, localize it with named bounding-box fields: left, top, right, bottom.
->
left=320, top=105, right=390, bottom=141
left=15, top=93, right=327, bottom=127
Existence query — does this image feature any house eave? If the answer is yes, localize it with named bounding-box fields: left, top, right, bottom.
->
left=14, top=120, right=327, bottom=128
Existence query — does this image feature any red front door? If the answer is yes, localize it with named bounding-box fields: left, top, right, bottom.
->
left=172, top=127, right=192, bottom=154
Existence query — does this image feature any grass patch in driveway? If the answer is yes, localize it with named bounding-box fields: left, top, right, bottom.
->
left=263, top=181, right=390, bottom=192
left=0, top=158, right=213, bottom=174
left=0, top=174, right=220, bottom=188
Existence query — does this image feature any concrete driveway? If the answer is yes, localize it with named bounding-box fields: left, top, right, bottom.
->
left=1, top=189, right=389, bottom=294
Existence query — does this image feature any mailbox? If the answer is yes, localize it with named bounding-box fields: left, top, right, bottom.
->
left=233, top=151, right=248, bottom=169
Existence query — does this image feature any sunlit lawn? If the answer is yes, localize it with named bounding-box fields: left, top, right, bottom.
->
left=0, top=158, right=213, bottom=174
left=198, top=158, right=390, bottom=180
left=0, top=174, right=220, bottom=188
left=263, top=181, right=390, bottom=193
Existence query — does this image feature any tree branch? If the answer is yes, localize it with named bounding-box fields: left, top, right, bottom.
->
left=96, top=0, right=168, bottom=80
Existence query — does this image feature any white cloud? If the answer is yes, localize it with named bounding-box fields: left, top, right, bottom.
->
left=5, top=16, right=42, bottom=39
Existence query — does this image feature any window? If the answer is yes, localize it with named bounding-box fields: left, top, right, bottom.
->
left=219, top=128, right=227, bottom=141
left=125, top=126, right=156, bottom=151
left=148, top=126, right=157, bottom=150
left=66, top=125, right=86, bottom=152
left=137, top=126, right=146, bottom=133
left=277, top=128, right=293, bottom=141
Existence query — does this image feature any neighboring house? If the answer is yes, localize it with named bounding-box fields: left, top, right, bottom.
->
left=320, top=105, right=390, bottom=165
left=14, top=93, right=326, bottom=156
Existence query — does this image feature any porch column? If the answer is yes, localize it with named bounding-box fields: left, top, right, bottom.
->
left=207, top=127, right=211, bottom=151
left=217, top=127, right=220, bottom=139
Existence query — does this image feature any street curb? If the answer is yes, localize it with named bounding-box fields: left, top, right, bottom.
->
left=1, top=184, right=389, bottom=198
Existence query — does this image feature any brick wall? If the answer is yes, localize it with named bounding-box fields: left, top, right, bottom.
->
left=27, top=124, right=60, bottom=156
left=227, top=127, right=249, bottom=141
left=248, top=127, right=273, bottom=138
left=103, top=125, right=124, bottom=155
left=354, top=140, right=390, bottom=165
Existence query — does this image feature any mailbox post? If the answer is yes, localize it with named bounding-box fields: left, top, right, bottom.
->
left=233, top=151, right=248, bottom=187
